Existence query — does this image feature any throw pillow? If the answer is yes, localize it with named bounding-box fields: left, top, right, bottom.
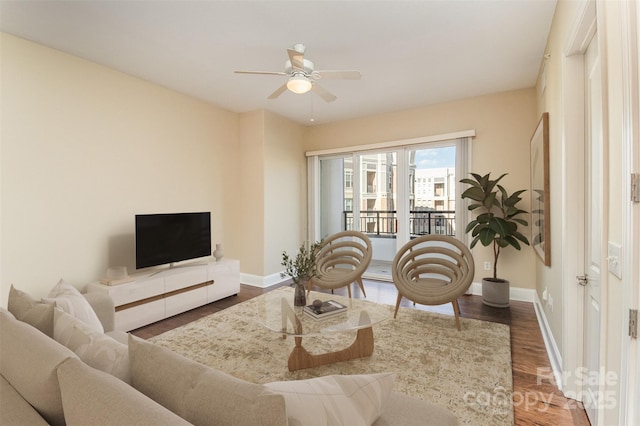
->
left=128, top=335, right=287, bottom=426
left=263, top=373, right=395, bottom=426
left=53, top=309, right=130, bottom=384
left=0, top=308, right=78, bottom=426
left=7, top=284, right=55, bottom=337
left=43, top=279, right=104, bottom=333
left=57, top=357, right=191, bottom=426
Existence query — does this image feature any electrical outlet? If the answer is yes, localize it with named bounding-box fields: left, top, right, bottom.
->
left=542, top=288, right=548, bottom=302
left=483, top=261, right=491, bottom=271
left=548, top=294, right=553, bottom=312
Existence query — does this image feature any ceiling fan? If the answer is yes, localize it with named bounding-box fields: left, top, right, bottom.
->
left=234, top=43, right=361, bottom=102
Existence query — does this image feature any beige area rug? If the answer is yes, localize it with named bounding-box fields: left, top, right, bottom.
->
left=149, top=287, right=513, bottom=425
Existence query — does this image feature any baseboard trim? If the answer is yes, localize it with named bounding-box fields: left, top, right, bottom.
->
left=533, top=292, right=564, bottom=392
left=467, top=281, right=536, bottom=303
left=240, top=272, right=286, bottom=288
left=244, top=276, right=538, bottom=303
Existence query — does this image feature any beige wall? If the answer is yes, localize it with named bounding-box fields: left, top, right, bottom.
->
left=234, top=110, right=307, bottom=279
left=236, top=110, right=265, bottom=276
left=533, top=0, right=581, bottom=363
left=0, top=33, right=310, bottom=297
left=306, top=89, right=538, bottom=289
left=263, top=111, right=306, bottom=277
left=0, top=34, right=239, bottom=304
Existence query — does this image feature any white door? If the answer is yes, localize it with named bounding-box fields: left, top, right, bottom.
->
left=583, top=32, right=603, bottom=425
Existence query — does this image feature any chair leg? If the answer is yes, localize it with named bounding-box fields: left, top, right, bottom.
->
left=452, top=299, right=461, bottom=331
left=393, top=293, right=403, bottom=319
left=347, top=284, right=352, bottom=298
left=356, top=277, right=367, bottom=297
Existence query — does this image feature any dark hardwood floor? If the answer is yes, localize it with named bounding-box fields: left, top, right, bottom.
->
left=131, top=280, right=591, bottom=426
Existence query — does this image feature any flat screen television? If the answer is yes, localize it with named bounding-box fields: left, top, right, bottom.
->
left=135, top=212, right=211, bottom=269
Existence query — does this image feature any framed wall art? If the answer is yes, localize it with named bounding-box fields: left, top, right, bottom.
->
left=530, top=112, right=551, bottom=266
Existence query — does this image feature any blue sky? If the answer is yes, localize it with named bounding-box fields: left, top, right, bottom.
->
left=414, top=146, right=456, bottom=169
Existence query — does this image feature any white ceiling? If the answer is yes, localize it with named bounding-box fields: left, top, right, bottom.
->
left=0, top=0, right=556, bottom=126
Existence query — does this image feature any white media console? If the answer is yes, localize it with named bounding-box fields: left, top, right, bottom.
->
left=86, top=259, right=240, bottom=331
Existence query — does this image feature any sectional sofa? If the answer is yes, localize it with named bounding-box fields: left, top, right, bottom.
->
left=0, top=283, right=458, bottom=425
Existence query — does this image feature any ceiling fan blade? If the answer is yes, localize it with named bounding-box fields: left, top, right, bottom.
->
left=311, top=84, right=337, bottom=103
left=267, top=83, right=288, bottom=100
left=287, top=49, right=304, bottom=71
left=235, top=70, right=288, bottom=76
left=314, top=70, right=362, bottom=80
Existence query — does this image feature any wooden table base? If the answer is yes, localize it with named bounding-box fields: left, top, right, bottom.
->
left=288, top=326, right=374, bottom=371
left=280, top=299, right=376, bottom=371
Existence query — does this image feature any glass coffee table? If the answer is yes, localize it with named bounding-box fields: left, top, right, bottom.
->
left=256, top=289, right=391, bottom=371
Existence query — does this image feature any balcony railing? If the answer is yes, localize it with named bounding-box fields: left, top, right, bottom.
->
left=343, top=210, right=456, bottom=237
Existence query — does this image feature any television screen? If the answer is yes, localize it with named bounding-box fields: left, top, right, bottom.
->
left=135, top=212, right=211, bottom=269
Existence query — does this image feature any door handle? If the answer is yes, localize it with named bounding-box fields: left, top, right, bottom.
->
left=577, top=275, right=588, bottom=286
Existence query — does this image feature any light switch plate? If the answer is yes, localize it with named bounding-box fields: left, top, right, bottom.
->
left=608, top=242, right=622, bottom=279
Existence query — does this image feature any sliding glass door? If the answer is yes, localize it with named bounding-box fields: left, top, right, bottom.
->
left=355, top=151, right=398, bottom=279
left=312, top=138, right=468, bottom=281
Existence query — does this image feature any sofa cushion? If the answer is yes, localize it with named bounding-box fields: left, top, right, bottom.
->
left=53, top=309, right=130, bottom=383
left=0, top=306, right=15, bottom=319
left=57, top=357, right=191, bottom=426
left=82, top=291, right=116, bottom=332
left=0, top=375, right=49, bottom=426
left=264, top=373, right=395, bottom=426
left=372, top=391, right=458, bottom=426
left=0, top=309, right=77, bottom=426
left=128, top=335, right=287, bottom=426
left=7, top=284, right=55, bottom=337
left=44, top=279, right=104, bottom=333
left=106, top=329, right=130, bottom=345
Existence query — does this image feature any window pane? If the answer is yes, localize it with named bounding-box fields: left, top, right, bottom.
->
left=409, top=145, right=456, bottom=237
left=358, top=152, right=396, bottom=237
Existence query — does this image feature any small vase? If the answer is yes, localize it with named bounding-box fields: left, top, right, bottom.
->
left=213, top=243, right=224, bottom=262
left=293, top=282, right=307, bottom=307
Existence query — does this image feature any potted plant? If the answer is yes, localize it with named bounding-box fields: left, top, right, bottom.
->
left=281, top=240, right=322, bottom=306
left=460, top=172, right=530, bottom=307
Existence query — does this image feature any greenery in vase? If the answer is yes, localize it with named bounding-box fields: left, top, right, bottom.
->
left=460, top=172, right=530, bottom=280
left=281, top=240, right=322, bottom=286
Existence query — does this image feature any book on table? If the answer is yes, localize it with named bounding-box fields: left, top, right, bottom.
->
left=303, top=300, right=347, bottom=320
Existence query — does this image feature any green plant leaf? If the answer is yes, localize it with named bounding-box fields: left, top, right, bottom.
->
left=460, top=178, right=481, bottom=187
left=497, top=238, right=510, bottom=248
left=486, top=173, right=507, bottom=193
left=489, top=217, right=510, bottom=235
left=459, top=171, right=529, bottom=279
left=461, top=187, right=486, bottom=202
left=476, top=212, right=492, bottom=224
left=470, top=172, right=484, bottom=183
left=478, top=227, right=496, bottom=246
left=483, top=192, right=497, bottom=210
left=504, top=236, right=522, bottom=250
left=513, top=231, right=530, bottom=245
left=512, top=218, right=529, bottom=226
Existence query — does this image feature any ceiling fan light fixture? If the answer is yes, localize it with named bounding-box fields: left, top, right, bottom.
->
left=287, top=75, right=312, bottom=94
